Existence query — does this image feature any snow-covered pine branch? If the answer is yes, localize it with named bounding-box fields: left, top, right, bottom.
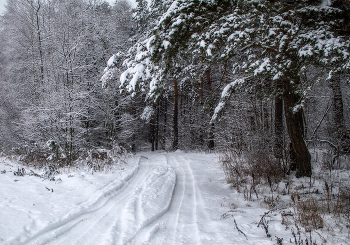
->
left=211, top=77, right=246, bottom=123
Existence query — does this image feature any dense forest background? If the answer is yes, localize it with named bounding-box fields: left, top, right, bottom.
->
left=0, top=0, right=349, bottom=178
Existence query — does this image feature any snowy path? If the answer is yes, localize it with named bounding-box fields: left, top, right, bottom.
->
left=131, top=154, right=225, bottom=245
left=13, top=154, right=175, bottom=245
left=1, top=152, right=288, bottom=245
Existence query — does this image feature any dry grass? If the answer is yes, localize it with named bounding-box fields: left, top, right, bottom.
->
left=295, top=197, right=324, bottom=232
left=220, top=148, right=283, bottom=200
left=220, top=145, right=350, bottom=243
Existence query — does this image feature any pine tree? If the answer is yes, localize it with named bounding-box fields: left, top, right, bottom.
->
left=133, top=0, right=149, bottom=33
left=118, top=0, right=350, bottom=176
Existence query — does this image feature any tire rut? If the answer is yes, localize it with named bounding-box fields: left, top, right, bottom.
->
left=21, top=156, right=151, bottom=245
left=132, top=154, right=201, bottom=245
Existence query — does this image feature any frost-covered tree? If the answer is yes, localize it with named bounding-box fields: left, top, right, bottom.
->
left=113, top=0, right=134, bottom=41
left=118, top=0, right=350, bottom=177
left=133, top=0, right=149, bottom=33
left=149, top=0, right=172, bottom=27
left=0, top=0, right=135, bottom=163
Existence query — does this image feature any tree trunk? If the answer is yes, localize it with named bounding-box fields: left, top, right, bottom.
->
left=151, top=111, right=155, bottom=151
left=330, top=74, right=349, bottom=153
left=199, top=76, right=204, bottom=103
left=274, top=86, right=283, bottom=159
left=206, top=68, right=215, bottom=150
left=34, top=0, right=44, bottom=84
left=173, top=79, right=179, bottom=150
left=283, top=79, right=311, bottom=177
left=156, top=104, right=159, bottom=150
left=162, top=98, right=167, bottom=150
left=30, top=5, right=36, bottom=87
left=207, top=124, right=215, bottom=150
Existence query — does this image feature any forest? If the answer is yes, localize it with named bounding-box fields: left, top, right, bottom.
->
left=1, top=1, right=350, bottom=242
left=0, top=0, right=349, bottom=178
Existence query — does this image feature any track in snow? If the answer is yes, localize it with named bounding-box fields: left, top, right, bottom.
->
left=13, top=153, right=229, bottom=245
left=129, top=154, right=224, bottom=245
left=12, top=155, right=174, bottom=245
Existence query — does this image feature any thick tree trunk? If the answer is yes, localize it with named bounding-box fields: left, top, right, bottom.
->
left=283, top=80, right=311, bottom=177
left=207, top=124, right=215, bottom=150
left=173, top=79, right=179, bottom=150
left=330, top=74, right=349, bottom=153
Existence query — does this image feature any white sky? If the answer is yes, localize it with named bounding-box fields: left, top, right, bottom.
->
left=0, top=0, right=137, bottom=15
left=0, top=0, right=6, bottom=15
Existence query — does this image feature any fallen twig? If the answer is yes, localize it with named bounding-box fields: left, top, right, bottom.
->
left=258, top=211, right=271, bottom=238
left=234, top=218, right=248, bottom=240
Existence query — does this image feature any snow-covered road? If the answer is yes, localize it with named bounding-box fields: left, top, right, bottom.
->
left=18, top=152, right=232, bottom=245
left=11, top=154, right=176, bottom=245
left=1, top=151, right=294, bottom=245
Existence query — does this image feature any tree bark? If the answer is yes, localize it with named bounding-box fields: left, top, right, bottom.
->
left=151, top=111, right=155, bottom=151
left=162, top=98, right=167, bottom=150
left=330, top=74, right=349, bottom=153
left=283, top=79, right=311, bottom=177
left=173, top=79, right=179, bottom=150
left=274, top=84, right=283, bottom=159
left=34, top=0, right=44, bottom=84
left=206, top=68, right=215, bottom=150
left=207, top=124, right=215, bottom=150
left=199, top=76, right=204, bottom=103
left=156, top=104, right=159, bottom=150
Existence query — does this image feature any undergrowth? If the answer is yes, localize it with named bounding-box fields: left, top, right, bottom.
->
left=220, top=147, right=350, bottom=244
left=1, top=143, right=129, bottom=176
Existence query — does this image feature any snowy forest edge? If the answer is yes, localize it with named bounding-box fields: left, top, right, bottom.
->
left=1, top=0, right=350, bottom=243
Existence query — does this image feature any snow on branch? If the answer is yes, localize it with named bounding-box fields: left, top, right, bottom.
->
left=140, top=106, right=155, bottom=122
left=118, top=38, right=157, bottom=95
left=211, top=77, right=246, bottom=123
left=158, top=1, right=179, bottom=25
left=100, top=52, right=123, bottom=89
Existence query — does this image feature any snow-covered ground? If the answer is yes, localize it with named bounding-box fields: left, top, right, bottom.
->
left=0, top=151, right=349, bottom=244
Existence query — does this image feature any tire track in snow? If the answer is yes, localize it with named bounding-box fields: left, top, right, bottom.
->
left=181, top=155, right=201, bottom=244
left=132, top=153, right=201, bottom=245
left=16, top=156, right=151, bottom=245
left=57, top=156, right=154, bottom=245
left=180, top=155, right=222, bottom=243
left=126, top=154, right=176, bottom=244
left=141, top=153, right=226, bottom=244
left=59, top=160, right=153, bottom=245
left=167, top=155, right=187, bottom=243
left=172, top=154, right=201, bottom=245
left=18, top=154, right=177, bottom=245
left=11, top=153, right=218, bottom=245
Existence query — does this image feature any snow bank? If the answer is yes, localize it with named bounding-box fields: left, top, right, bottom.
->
left=0, top=155, right=140, bottom=244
